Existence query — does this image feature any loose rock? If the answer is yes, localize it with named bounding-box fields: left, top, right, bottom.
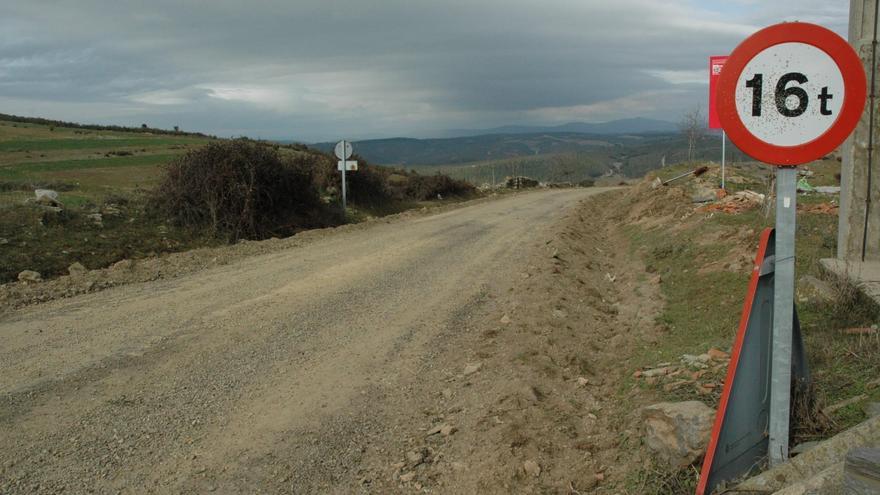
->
left=406, top=450, right=424, bottom=467
left=18, top=270, right=42, bottom=283
left=441, top=424, right=457, bottom=436
left=522, top=460, right=541, bottom=477
left=34, top=189, right=61, bottom=206
left=68, top=262, right=87, bottom=278
left=463, top=363, right=482, bottom=376
left=642, top=401, right=714, bottom=468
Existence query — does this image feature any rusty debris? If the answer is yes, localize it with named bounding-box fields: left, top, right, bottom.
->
left=699, top=190, right=765, bottom=214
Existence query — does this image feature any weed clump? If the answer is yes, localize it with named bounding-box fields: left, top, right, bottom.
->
left=404, top=174, right=476, bottom=201
left=151, top=140, right=333, bottom=241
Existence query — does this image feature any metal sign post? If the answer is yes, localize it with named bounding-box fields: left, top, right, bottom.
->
left=334, top=140, right=354, bottom=210
left=721, top=130, right=726, bottom=190
left=769, top=165, right=797, bottom=464
left=715, top=22, right=867, bottom=471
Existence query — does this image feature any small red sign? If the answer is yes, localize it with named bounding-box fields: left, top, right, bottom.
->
left=717, top=22, right=867, bottom=166
left=708, top=56, right=728, bottom=129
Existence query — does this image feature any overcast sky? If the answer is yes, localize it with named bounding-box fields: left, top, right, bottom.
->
left=0, top=1, right=850, bottom=142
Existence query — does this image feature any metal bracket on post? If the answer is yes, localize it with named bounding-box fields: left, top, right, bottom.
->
left=769, top=165, right=797, bottom=466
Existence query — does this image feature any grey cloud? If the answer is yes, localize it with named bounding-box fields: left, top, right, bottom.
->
left=0, top=1, right=851, bottom=141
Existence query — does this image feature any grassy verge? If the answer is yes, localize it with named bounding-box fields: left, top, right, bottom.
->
left=0, top=194, right=220, bottom=283
left=620, top=163, right=880, bottom=492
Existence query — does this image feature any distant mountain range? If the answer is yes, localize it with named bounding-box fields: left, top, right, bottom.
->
left=310, top=118, right=679, bottom=167
left=439, top=117, right=678, bottom=138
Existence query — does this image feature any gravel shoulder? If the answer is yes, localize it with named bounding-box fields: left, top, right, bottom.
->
left=1, top=187, right=663, bottom=493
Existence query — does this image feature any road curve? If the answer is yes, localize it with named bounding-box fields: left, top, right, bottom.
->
left=0, top=187, right=611, bottom=493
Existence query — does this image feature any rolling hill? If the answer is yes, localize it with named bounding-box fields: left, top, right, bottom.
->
left=313, top=129, right=747, bottom=185
left=440, top=117, right=678, bottom=138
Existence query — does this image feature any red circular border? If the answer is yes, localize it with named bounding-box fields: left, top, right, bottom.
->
left=717, top=22, right=867, bottom=166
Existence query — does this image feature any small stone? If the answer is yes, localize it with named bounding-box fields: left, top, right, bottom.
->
left=34, top=189, right=60, bottom=206
left=399, top=472, right=416, bottom=483
left=463, top=363, right=483, bottom=376
left=111, top=259, right=133, bottom=271
left=641, top=367, right=668, bottom=378
left=500, top=314, right=511, bottom=324
left=406, top=450, right=424, bottom=466
left=426, top=424, right=445, bottom=436
left=18, top=270, right=42, bottom=283
left=522, top=460, right=541, bottom=477
left=552, top=309, right=567, bottom=319
left=440, top=425, right=457, bottom=436
left=577, top=377, right=590, bottom=387
left=68, top=262, right=87, bottom=278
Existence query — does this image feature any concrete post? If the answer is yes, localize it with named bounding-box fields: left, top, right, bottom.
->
left=839, top=0, right=879, bottom=261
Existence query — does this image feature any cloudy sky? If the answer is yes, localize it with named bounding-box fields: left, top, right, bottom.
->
left=0, top=1, right=850, bottom=142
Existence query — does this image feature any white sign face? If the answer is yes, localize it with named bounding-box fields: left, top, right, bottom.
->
left=337, top=160, right=358, bottom=171
left=734, top=42, right=845, bottom=147
left=334, top=141, right=353, bottom=160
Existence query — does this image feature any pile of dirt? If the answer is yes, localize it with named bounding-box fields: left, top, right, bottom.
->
left=619, top=175, right=695, bottom=228
left=800, top=202, right=839, bottom=215
left=699, top=190, right=765, bottom=214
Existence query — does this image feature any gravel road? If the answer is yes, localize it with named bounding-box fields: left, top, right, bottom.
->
left=0, top=188, right=610, bottom=493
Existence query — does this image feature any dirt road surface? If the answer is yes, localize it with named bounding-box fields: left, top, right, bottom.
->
left=1, top=187, right=663, bottom=494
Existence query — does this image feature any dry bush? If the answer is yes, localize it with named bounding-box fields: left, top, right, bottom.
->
left=151, top=140, right=333, bottom=241
left=403, top=174, right=476, bottom=201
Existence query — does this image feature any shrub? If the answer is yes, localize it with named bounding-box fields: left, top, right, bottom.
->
left=151, top=140, right=330, bottom=240
left=404, top=174, right=476, bottom=201
left=345, top=162, right=395, bottom=206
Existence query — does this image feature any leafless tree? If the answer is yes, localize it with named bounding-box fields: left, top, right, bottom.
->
left=679, top=106, right=706, bottom=163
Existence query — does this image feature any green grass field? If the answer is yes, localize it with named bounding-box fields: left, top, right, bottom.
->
left=0, top=120, right=212, bottom=206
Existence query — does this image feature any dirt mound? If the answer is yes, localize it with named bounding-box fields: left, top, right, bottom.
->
left=618, top=174, right=694, bottom=228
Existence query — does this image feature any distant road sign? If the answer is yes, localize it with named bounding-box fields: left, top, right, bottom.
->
left=717, top=22, right=866, bottom=165
left=337, top=160, right=358, bottom=171
left=709, top=55, right=728, bottom=129
left=334, top=140, right=353, bottom=160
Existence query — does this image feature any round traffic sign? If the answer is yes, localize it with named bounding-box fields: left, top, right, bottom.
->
left=717, top=22, right=866, bottom=166
left=335, top=140, right=353, bottom=160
